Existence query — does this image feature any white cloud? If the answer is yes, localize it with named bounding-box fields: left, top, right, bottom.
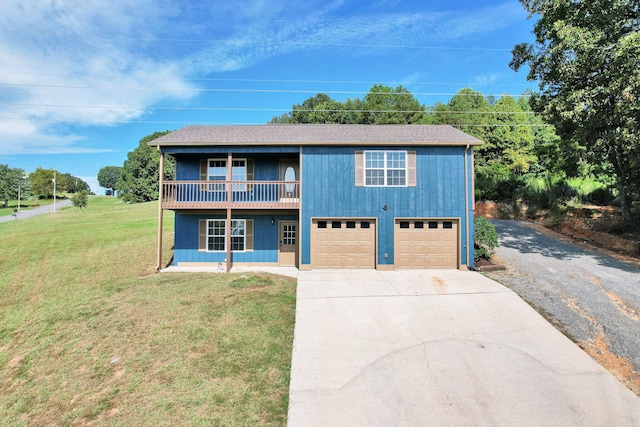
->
left=0, top=0, right=196, bottom=154
left=0, top=1, right=525, bottom=154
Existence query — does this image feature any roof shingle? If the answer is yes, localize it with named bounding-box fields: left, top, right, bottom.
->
left=149, top=124, right=483, bottom=147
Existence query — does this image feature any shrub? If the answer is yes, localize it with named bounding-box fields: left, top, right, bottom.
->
left=71, top=191, right=88, bottom=208
left=474, top=217, right=499, bottom=261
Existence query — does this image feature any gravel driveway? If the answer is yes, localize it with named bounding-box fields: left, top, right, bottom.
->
left=486, top=220, right=640, bottom=392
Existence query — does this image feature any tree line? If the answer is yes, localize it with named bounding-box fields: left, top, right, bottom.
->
left=0, top=165, right=91, bottom=209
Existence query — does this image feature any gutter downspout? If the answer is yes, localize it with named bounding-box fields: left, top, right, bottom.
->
left=464, top=144, right=470, bottom=269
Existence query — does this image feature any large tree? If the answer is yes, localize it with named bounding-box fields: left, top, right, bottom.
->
left=60, top=173, right=90, bottom=193
left=29, top=168, right=61, bottom=198
left=430, top=88, right=493, bottom=141
left=362, top=84, right=427, bottom=124
left=0, top=164, right=26, bottom=208
left=117, top=131, right=175, bottom=203
left=97, top=166, right=123, bottom=196
left=270, top=85, right=426, bottom=124
left=511, top=0, right=640, bottom=224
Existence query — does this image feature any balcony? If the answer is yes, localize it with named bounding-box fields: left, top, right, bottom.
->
left=161, top=180, right=300, bottom=209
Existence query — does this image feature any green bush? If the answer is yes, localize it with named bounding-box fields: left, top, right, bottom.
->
left=71, top=191, right=88, bottom=208
left=474, top=217, right=499, bottom=261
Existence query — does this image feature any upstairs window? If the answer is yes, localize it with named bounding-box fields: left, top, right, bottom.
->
left=207, top=158, right=247, bottom=191
left=364, top=151, right=407, bottom=187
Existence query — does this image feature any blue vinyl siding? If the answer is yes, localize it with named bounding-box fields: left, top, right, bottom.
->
left=173, top=213, right=297, bottom=265
left=301, top=146, right=474, bottom=267
left=168, top=145, right=475, bottom=268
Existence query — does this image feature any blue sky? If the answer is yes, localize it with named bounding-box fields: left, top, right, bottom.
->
left=0, top=0, right=536, bottom=193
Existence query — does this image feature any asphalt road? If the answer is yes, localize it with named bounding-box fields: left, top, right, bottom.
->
left=0, top=199, right=72, bottom=223
left=486, top=220, right=640, bottom=381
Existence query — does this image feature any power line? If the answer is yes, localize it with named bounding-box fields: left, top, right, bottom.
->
left=0, top=70, right=535, bottom=88
left=0, top=82, right=531, bottom=98
left=0, top=102, right=538, bottom=114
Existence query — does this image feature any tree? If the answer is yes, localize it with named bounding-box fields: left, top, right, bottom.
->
left=487, top=95, right=536, bottom=174
left=362, top=84, right=427, bottom=124
left=0, top=164, right=26, bottom=208
left=430, top=88, right=492, bottom=141
left=71, top=190, right=89, bottom=208
left=98, top=166, right=123, bottom=196
left=269, top=85, right=427, bottom=125
left=60, top=173, right=90, bottom=193
left=511, top=0, right=640, bottom=225
left=29, top=168, right=61, bottom=198
left=117, top=131, right=175, bottom=203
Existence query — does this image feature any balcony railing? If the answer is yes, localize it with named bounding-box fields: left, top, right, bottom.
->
left=161, top=180, right=300, bottom=209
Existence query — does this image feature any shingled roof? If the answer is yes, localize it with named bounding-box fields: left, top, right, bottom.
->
left=149, top=124, right=483, bottom=147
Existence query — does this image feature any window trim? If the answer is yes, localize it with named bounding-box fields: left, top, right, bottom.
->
left=363, top=150, right=408, bottom=187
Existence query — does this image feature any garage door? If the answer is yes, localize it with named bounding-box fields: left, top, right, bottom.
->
left=312, top=219, right=376, bottom=268
left=395, top=219, right=458, bottom=269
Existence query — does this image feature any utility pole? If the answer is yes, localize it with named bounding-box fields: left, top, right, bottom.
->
left=17, top=184, right=20, bottom=212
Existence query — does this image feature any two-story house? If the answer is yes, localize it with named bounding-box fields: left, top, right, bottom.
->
left=150, top=124, right=482, bottom=272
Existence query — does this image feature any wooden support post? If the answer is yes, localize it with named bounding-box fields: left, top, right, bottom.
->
left=156, top=149, right=165, bottom=271
left=226, top=153, right=232, bottom=273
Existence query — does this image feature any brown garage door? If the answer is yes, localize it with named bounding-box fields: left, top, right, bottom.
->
left=312, top=219, right=376, bottom=268
left=395, top=219, right=458, bottom=269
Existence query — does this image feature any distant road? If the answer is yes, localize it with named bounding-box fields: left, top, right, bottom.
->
left=0, top=199, right=73, bottom=223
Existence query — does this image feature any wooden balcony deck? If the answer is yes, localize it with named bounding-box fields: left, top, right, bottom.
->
left=161, top=180, right=300, bottom=209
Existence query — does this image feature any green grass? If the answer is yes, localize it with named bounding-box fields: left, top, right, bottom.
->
left=0, top=197, right=297, bottom=425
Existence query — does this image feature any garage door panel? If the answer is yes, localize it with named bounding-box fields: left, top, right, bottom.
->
left=312, top=219, right=375, bottom=269
left=395, top=219, right=458, bottom=269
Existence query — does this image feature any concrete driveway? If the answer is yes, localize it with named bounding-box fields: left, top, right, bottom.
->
left=288, top=269, right=640, bottom=426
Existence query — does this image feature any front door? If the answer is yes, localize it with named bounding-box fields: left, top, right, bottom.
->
left=279, top=221, right=298, bottom=266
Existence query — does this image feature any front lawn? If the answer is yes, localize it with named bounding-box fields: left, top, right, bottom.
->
left=0, top=197, right=296, bottom=425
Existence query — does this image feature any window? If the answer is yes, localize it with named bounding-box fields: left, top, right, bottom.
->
left=364, top=151, right=407, bottom=186
left=346, top=221, right=356, bottom=229
left=208, top=160, right=226, bottom=191
left=443, top=221, right=453, bottom=229
left=207, top=219, right=246, bottom=252
left=361, top=221, right=370, bottom=229
left=429, top=221, right=438, bottom=229
left=332, top=221, right=342, bottom=229
left=207, top=159, right=247, bottom=191
left=207, top=220, right=226, bottom=251
left=282, top=224, right=296, bottom=245
left=317, top=221, right=327, bottom=229
left=399, top=221, right=410, bottom=229
left=414, top=221, right=424, bottom=229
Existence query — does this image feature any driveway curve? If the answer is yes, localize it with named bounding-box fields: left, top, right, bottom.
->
left=487, top=220, right=640, bottom=392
